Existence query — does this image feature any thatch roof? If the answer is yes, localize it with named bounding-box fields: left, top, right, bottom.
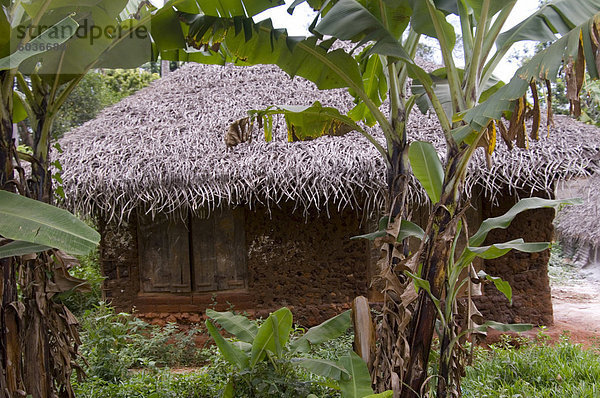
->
left=555, top=174, right=600, bottom=245
left=57, top=63, right=600, bottom=223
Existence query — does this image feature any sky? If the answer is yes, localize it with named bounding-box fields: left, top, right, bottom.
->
left=257, top=0, right=541, bottom=81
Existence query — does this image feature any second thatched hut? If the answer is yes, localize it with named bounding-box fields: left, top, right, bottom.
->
left=555, top=174, right=600, bottom=268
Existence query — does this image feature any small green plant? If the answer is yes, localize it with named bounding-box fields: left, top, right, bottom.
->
left=73, top=369, right=219, bottom=398
left=78, top=303, right=142, bottom=382
left=205, top=308, right=390, bottom=398
left=55, top=249, right=104, bottom=317
left=78, top=303, right=207, bottom=382
left=463, top=333, right=600, bottom=397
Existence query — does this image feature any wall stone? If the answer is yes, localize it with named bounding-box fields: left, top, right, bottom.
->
left=99, top=214, right=140, bottom=311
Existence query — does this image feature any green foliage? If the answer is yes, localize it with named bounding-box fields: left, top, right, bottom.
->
left=221, top=359, right=336, bottom=398
left=247, top=102, right=365, bottom=143
left=54, top=249, right=104, bottom=317
left=468, top=198, right=581, bottom=247
left=102, top=69, right=160, bottom=102
left=302, top=329, right=355, bottom=362
left=577, top=78, right=600, bottom=126
left=73, top=323, right=600, bottom=398
left=205, top=308, right=382, bottom=398
left=73, top=370, right=219, bottom=398
left=0, top=15, right=79, bottom=70
left=337, top=352, right=375, bottom=398
left=548, top=74, right=600, bottom=126
left=52, top=69, right=158, bottom=138
left=78, top=304, right=141, bottom=382
left=0, top=190, right=100, bottom=257
left=408, top=141, right=444, bottom=203
left=78, top=303, right=207, bottom=382
left=463, top=334, right=600, bottom=397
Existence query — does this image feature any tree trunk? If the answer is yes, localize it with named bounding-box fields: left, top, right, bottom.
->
left=1, top=72, right=79, bottom=398
left=1, top=258, right=24, bottom=396
left=372, top=138, right=413, bottom=394
left=22, top=259, right=52, bottom=397
left=0, top=70, right=25, bottom=397
left=0, top=72, right=14, bottom=191
left=400, top=201, right=458, bottom=398
left=30, top=110, right=53, bottom=203
left=400, top=149, right=465, bottom=397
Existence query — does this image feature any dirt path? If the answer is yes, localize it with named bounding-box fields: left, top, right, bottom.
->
left=485, top=263, right=600, bottom=347
left=547, top=265, right=600, bottom=346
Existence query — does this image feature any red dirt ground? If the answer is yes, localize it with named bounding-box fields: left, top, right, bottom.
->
left=487, top=264, right=600, bottom=348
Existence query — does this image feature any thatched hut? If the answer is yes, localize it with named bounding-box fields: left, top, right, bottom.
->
left=58, top=63, right=600, bottom=326
left=555, top=174, right=600, bottom=267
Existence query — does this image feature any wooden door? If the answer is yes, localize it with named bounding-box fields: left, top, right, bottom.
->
left=191, top=207, right=247, bottom=291
left=138, top=213, right=191, bottom=293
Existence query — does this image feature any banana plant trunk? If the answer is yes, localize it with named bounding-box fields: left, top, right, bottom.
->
left=0, top=72, right=67, bottom=397
left=0, top=72, right=14, bottom=191
left=387, top=140, right=410, bottom=220
left=400, top=153, right=464, bottom=398
left=22, top=258, right=53, bottom=397
left=30, top=107, right=53, bottom=203
left=400, top=202, right=457, bottom=398
left=0, top=71, right=26, bottom=395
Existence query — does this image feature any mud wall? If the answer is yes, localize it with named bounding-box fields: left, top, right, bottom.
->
left=99, top=203, right=369, bottom=326
left=246, top=203, right=369, bottom=325
left=98, top=214, right=140, bottom=311
left=474, top=189, right=555, bottom=326
left=100, top=192, right=555, bottom=327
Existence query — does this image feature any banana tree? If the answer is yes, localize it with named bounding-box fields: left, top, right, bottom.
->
left=204, top=307, right=391, bottom=397
left=153, top=0, right=599, bottom=395
left=0, top=1, right=186, bottom=395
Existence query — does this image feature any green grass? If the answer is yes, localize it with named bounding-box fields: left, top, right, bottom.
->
left=73, top=371, right=220, bottom=398
left=463, top=334, right=600, bottom=397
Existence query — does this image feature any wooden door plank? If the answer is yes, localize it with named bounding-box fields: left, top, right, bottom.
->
left=138, top=213, right=191, bottom=292
left=191, top=216, right=218, bottom=291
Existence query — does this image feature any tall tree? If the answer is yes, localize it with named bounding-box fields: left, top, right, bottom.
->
left=153, top=0, right=600, bottom=395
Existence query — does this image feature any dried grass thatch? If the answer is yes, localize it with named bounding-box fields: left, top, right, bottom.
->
left=57, top=63, right=600, bottom=223
left=555, top=173, right=600, bottom=246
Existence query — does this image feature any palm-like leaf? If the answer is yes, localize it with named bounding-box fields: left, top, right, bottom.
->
left=464, top=14, right=600, bottom=133
left=185, top=0, right=284, bottom=17
left=0, top=16, right=79, bottom=70
left=181, top=14, right=363, bottom=91
left=0, top=191, right=99, bottom=256
left=496, top=0, right=600, bottom=51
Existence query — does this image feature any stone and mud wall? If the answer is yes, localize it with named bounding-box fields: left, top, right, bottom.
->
left=99, top=192, right=555, bottom=327
left=99, top=203, right=370, bottom=326
left=473, top=189, right=555, bottom=326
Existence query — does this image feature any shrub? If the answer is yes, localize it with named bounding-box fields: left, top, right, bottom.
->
left=204, top=308, right=388, bottom=398
left=78, top=303, right=207, bottom=382
left=56, top=249, right=104, bottom=317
